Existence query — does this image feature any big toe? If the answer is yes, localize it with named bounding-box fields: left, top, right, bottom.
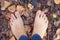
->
left=10, top=14, right=16, bottom=25
left=15, top=11, right=20, bottom=18
left=36, top=10, right=42, bottom=18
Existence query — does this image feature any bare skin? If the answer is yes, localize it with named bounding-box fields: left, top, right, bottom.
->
left=10, top=10, right=48, bottom=39
left=32, top=10, right=48, bottom=38
left=10, top=11, right=27, bottom=40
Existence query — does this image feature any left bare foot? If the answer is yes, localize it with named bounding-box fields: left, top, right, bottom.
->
left=10, top=11, right=27, bottom=39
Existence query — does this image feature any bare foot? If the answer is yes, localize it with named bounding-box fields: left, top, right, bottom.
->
left=32, top=10, right=48, bottom=38
left=10, top=11, right=27, bottom=39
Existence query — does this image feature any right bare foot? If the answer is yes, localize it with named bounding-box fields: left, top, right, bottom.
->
left=32, top=10, right=48, bottom=38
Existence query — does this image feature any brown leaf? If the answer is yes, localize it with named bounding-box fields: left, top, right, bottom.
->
left=56, top=28, right=60, bottom=35
left=25, top=25, right=31, bottom=33
left=43, top=32, right=47, bottom=40
left=8, top=5, right=16, bottom=12
left=54, top=0, right=60, bottom=4
left=43, top=32, right=47, bottom=37
left=5, top=13, right=11, bottom=19
left=28, top=3, right=34, bottom=10
left=8, top=21, right=10, bottom=29
left=16, top=5, right=25, bottom=12
left=3, top=1, right=11, bottom=9
left=9, top=36, right=15, bottom=40
left=43, top=9, right=48, bottom=13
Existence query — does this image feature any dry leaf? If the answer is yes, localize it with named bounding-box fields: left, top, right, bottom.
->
left=5, top=13, right=11, bottom=19
left=16, top=5, right=25, bottom=12
left=8, top=5, right=16, bottom=12
left=25, top=25, right=31, bottom=33
left=54, top=28, right=60, bottom=40
left=54, top=0, right=60, bottom=4
left=43, top=32, right=47, bottom=37
left=8, top=21, right=10, bottom=29
left=4, top=1, right=11, bottom=9
left=28, top=3, right=34, bottom=10
left=56, top=35, right=60, bottom=40
left=43, top=32, right=47, bottom=40
left=44, top=9, right=48, bottom=13
left=9, top=36, right=15, bottom=40
left=56, top=28, right=60, bottom=35
left=53, top=14, right=57, bottom=18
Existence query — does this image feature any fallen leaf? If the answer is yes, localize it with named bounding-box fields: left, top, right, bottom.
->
left=8, top=21, right=10, bottom=29
left=9, top=36, right=15, bottom=40
left=44, top=9, right=48, bottom=13
left=28, top=3, right=34, bottom=10
left=53, top=14, right=57, bottom=18
left=5, top=13, right=11, bottom=19
left=56, top=28, right=60, bottom=35
left=54, top=28, right=60, bottom=40
left=8, top=5, right=16, bottom=12
left=25, top=25, right=31, bottom=33
left=56, top=35, right=60, bottom=40
left=4, top=1, right=11, bottom=9
left=43, top=32, right=47, bottom=37
left=43, top=32, right=47, bottom=40
left=54, top=0, right=60, bottom=4
left=16, top=5, right=25, bottom=12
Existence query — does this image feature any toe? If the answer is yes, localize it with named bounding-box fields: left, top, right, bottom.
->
left=41, top=12, right=46, bottom=18
left=10, top=20, right=12, bottom=26
left=41, top=12, right=48, bottom=24
left=43, top=14, right=48, bottom=24
left=44, top=15, right=46, bottom=20
left=10, top=14, right=14, bottom=22
left=10, top=14, right=16, bottom=25
left=41, top=12, right=46, bottom=20
left=11, top=14, right=16, bottom=20
left=46, top=18, right=48, bottom=24
left=40, top=12, right=44, bottom=18
left=41, top=12, right=44, bottom=17
left=15, top=11, right=20, bottom=18
left=10, top=19, right=13, bottom=25
left=36, top=10, right=41, bottom=18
